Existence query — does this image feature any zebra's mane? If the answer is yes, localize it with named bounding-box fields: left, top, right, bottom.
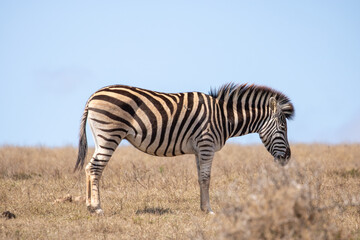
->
left=209, top=83, right=295, bottom=119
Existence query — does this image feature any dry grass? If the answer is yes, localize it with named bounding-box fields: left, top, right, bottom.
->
left=0, top=144, right=360, bottom=239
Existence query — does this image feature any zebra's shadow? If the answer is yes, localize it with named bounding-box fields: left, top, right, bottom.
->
left=135, top=206, right=173, bottom=215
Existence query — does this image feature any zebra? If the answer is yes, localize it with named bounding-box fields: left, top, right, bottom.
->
left=74, top=83, right=294, bottom=215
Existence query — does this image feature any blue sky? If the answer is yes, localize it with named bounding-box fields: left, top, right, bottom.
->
left=1, top=1, right=359, bottom=147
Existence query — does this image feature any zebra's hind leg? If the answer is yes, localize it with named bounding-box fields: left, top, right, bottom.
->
left=85, top=133, right=121, bottom=215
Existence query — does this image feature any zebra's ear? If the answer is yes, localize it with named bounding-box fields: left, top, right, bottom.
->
left=270, top=97, right=277, bottom=114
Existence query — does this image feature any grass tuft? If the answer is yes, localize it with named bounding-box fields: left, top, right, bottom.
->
left=135, top=206, right=172, bottom=215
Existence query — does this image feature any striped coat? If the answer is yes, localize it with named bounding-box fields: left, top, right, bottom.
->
left=75, top=84, right=294, bottom=214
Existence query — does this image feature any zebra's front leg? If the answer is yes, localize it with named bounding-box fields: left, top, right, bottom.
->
left=195, top=153, right=215, bottom=214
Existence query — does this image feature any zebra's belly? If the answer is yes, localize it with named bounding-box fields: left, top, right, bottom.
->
left=125, top=134, right=194, bottom=157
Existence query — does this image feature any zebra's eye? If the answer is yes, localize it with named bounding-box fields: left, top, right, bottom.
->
left=276, top=116, right=286, bottom=130
left=279, top=119, right=286, bottom=130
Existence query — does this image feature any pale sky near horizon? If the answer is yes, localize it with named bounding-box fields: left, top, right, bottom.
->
left=1, top=1, right=359, bottom=147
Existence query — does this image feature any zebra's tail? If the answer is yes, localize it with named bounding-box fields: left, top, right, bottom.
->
left=74, top=105, right=88, bottom=172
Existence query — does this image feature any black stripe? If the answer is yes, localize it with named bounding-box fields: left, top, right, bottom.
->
left=99, top=145, right=116, bottom=151
left=179, top=93, right=205, bottom=153
left=209, top=123, right=220, bottom=146
left=214, top=103, right=222, bottom=144
left=90, top=169, right=102, bottom=174
left=96, top=153, right=112, bottom=157
left=90, top=162, right=104, bottom=168
left=99, top=127, right=128, bottom=133
left=89, top=118, right=111, bottom=125
left=195, top=133, right=215, bottom=144
left=164, top=94, right=185, bottom=156
left=247, top=90, right=257, bottom=133
left=92, top=158, right=109, bottom=163
left=240, top=89, right=252, bottom=135
left=226, top=101, right=235, bottom=137
left=88, top=107, right=138, bottom=136
left=211, top=100, right=221, bottom=145
left=97, top=134, right=119, bottom=145
left=198, top=144, right=214, bottom=148
left=233, top=91, right=244, bottom=135
left=219, top=102, right=227, bottom=144
left=110, top=134, right=122, bottom=139
left=172, top=92, right=194, bottom=155
left=252, top=92, right=268, bottom=132
left=92, top=94, right=134, bottom=114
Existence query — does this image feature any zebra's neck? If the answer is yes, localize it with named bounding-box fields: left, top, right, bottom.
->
left=219, top=92, right=272, bottom=139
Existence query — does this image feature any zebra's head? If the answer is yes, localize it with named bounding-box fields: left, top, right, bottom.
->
left=259, top=96, right=294, bottom=166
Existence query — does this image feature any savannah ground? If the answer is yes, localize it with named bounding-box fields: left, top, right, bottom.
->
left=1, top=144, right=360, bottom=239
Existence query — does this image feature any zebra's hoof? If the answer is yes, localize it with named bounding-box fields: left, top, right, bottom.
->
left=87, top=206, right=104, bottom=215
left=208, top=211, right=215, bottom=215
left=87, top=205, right=95, bottom=213
left=95, top=208, right=104, bottom=215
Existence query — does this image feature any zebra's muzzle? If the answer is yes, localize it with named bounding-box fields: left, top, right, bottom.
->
left=274, top=157, right=289, bottom=166
left=274, top=148, right=291, bottom=166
